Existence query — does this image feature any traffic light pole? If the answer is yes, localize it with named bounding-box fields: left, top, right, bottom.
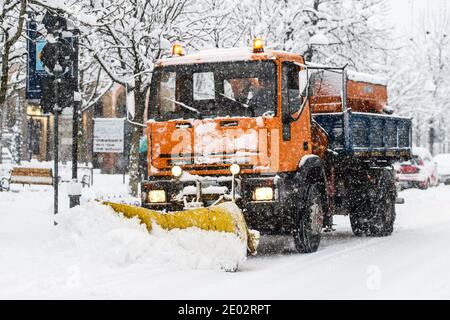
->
left=53, top=79, right=60, bottom=224
left=39, top=11, right=80, bottom=220
left=70, top=99, right=80, bottom=208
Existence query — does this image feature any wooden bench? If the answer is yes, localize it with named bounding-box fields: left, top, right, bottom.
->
left=1, top=167, right=53, bottom=191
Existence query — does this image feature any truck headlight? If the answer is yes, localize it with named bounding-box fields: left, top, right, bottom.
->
left=230, top=164, right=240, bottom=175
left=253, top=187, right=274, bottom=201
left=148, top=190, right=166, bottom=203
left=171, top=165, right=183, bottom=177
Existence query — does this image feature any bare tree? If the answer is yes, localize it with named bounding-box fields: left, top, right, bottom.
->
left=389, top=6, right=450, bottom=151
left=0, top=0, right=27, bottom=163
left=78, top=0, right=190, bottom=195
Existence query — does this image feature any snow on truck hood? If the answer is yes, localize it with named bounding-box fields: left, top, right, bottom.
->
left=149, top=116, right=272, bottom=169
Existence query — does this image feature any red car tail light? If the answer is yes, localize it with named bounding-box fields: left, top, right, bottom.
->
left=401, top=165, right=420, bottom=174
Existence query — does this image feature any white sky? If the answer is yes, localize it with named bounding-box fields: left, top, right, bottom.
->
left=388, top=0, right=449, bottom=36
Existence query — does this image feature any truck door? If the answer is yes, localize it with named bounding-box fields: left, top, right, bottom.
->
left=279, top=62, right=313, bottom=171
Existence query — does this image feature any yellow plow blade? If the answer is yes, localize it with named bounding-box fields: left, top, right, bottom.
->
left=101, top=201, right=259, bottom=255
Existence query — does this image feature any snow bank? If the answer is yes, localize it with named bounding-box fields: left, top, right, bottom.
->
left=54, top=202, right=246, bottom=271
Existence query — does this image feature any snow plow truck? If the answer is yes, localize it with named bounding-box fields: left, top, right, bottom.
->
left=132, top=39, right=412, bottom=255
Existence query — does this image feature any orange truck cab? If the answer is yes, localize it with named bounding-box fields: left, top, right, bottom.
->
left=142, top=41, right=412, bottom=253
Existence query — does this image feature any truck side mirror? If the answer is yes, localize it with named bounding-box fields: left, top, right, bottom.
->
left=299, top=70, right=308, bottom=97
left=299, top=70, right=314, bottom=98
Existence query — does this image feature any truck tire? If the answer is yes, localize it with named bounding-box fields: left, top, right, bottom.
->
left=294, top=184, right=325, bottom=253
left=371, top=188, right=395, bottom=236
left=349, top=208, right=368, bottom=237
left=348, top=172, right=370, bottom=236
left=350, top=169, right=396, bottom=237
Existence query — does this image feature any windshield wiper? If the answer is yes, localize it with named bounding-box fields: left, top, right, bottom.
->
left=219, top=93, right=250, bottom=110
left=163, top=97, right=202, bottom=117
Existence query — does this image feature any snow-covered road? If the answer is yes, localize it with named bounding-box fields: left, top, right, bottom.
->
left=1, top=174, right=449, bottom=299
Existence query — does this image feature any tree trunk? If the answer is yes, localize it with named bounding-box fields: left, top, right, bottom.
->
left=304, top=0, right=321, bottom=62
left=0, top=48, right=11, bottom=165
left=128, top=78, right=146, bottom=196
left=0, top=0, right=28, bottom=164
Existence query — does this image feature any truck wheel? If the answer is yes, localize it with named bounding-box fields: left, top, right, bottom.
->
left=294, top=184, right=324, bottom=253
left=349, top=209, right=369, bottom=237
left=350, top=170, right=396, bottom=237
left=348, top=173, right=370, bottom=236
left=366, top=187, right=396, bottom=237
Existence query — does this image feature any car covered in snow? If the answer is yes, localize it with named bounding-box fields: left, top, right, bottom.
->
left=434, top=153, right=450, bottom=185
left=395, top=147, right=438, bottom=190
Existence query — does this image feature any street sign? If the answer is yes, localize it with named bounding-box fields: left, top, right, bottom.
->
left=93, top=118, right=125, bottom=153
left=26, top=20, right=46, bottom=102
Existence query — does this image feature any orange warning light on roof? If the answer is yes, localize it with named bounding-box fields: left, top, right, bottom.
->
left=172, top=43, right=184, bottom=57
left=253, top=38, right=265, bottom=53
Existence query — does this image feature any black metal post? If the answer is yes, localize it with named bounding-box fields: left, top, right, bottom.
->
left=69, top=99, right=80, bottom=208
left=27, top=117, right=33, bottom=161
left=91, top=117, right=95, bottom=186
left=53, top=79, right=60, bottom=224
left=342, top=68, right=351, bottom=152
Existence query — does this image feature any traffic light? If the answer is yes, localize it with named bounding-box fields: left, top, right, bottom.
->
left=40, top=76, right=76, bottom=114
left=42, top=10, right=67, bottom=34
left=40, top=38, right=75, bottom=77
left=39, top=15, right=77, bottom=114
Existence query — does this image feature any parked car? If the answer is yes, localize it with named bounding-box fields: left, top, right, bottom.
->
left=434, top=153, right=450, bottom=185
left=395, top=147, right=439, bottom=190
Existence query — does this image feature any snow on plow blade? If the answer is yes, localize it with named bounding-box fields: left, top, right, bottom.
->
left=101, top=201, right=259, bottom=256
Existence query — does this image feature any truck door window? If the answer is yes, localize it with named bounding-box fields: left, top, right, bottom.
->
left=193, top=72, right=215, bottom=100
left=282, top=63, right=301, bottom=115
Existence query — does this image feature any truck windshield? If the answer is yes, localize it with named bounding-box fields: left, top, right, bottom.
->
left=149, top=60, right=277, bottom=121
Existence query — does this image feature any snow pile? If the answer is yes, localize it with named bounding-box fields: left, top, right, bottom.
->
left=54, top=202, right=246, bottom=271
